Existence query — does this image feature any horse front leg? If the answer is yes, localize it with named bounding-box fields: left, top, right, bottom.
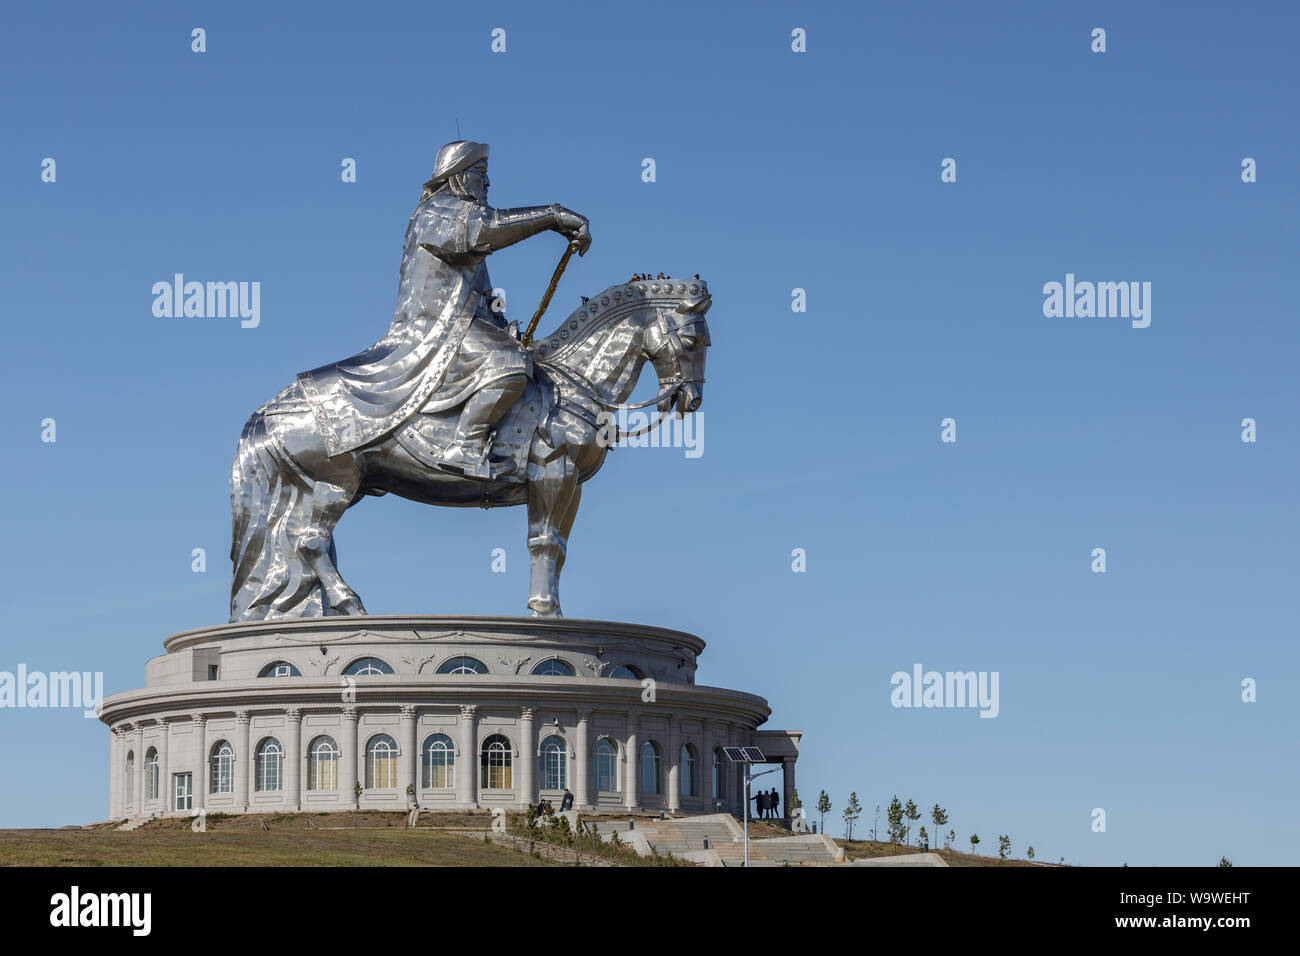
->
left=525, top=448, right=579, bottom=618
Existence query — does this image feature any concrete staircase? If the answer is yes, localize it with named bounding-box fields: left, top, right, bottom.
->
left=851, top=851, right=949, bottom=867
left=114, top=814, right=157, bottom=831
left=712, top=834, right=841, bottom=866
left=589, top=814, right=841, bottom=866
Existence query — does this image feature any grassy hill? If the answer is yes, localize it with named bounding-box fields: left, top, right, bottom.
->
left=0, top=811, right=553, bottom=866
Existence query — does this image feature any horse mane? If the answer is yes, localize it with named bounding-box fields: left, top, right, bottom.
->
left=531, top=276, right=708, bottom=363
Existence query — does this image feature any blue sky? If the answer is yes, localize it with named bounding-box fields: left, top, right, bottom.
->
left=1, top=0, right=1296, bottom=865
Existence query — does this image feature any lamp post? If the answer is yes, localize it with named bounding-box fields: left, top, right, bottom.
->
left=743, top=766, right=779, bottom=868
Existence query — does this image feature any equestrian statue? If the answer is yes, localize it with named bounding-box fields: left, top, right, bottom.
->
left=229, top=140, right=711, bottom=622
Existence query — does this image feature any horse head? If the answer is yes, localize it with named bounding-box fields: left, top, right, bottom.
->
left=531, top=276, right=711, bottom=417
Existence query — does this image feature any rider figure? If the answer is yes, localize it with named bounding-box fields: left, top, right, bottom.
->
left=296, top=140, right=590, bottom=481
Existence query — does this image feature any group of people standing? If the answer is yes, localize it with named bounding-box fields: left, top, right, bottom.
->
left=751, top=787, right=782, bottom=820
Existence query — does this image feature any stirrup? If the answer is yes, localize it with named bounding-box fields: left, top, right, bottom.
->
left=437, top=445, right=520, bottom=483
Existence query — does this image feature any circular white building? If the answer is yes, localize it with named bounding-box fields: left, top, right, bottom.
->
left=99, top=616, right=801, bottom=820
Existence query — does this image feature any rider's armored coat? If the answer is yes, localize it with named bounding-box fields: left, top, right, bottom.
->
left=298, top=192, right=529, bottom=457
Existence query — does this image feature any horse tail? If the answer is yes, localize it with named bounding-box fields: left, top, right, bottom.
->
left=229, top=400, right=323, bottom=622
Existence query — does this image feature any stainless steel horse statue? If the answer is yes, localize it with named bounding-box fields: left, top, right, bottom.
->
left=228, top=141, right=710, bottom=622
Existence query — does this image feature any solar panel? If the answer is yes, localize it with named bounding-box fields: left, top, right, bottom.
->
left=742, top=746, right=766, bottom=762
left=722, top=746, right=746, bottom=762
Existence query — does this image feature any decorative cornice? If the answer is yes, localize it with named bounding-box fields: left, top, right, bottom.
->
left=162, top=615, right=707, bottom=657
left=97, top=679, right=772, bottom=730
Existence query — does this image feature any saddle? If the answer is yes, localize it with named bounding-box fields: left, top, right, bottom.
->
left=392, top=366, right=594, bottom=501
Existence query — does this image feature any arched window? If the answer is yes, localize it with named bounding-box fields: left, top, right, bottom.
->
left=539, top=735, right=567, bottom=790
left=481, top=734, right=512, bottom=790
left=712, top=747, right=724, bottom=800
left=343, top=657, right=394, bottom=676
left=530, top=658, right=575, bottom=677
left=595, top=738, right=619, bottom=793
left=256, top=738, right=283, bottom=792
left=145, top=747, right=159, bottom=801
left=639, top=741, right=661, bottom=794
left=308, top=735, right=339, bottom=790
left=210, top=740, right=234, bottom=794
left=436, top=656, right=487, bottom=675
left=366, top=734, right=399, bottom=788
left=258, top=660, right=301, bottom=678
left=680, top=744, right=697, bottom=797
left=422, top=734, right=455, bottom=789
left=610, top=664, right=642, bottom=680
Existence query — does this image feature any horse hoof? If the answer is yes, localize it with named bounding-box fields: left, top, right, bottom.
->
left=334, top=599, right=367, bottom=616
left=528, top=601, right=562, bottom=618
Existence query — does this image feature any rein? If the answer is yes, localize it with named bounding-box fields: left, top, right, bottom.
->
left=534, top=361, right=683, bottom=440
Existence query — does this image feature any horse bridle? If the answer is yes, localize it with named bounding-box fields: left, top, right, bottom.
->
left=534, top=307, right=702, bottom=440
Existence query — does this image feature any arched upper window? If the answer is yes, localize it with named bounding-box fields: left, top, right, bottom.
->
left=639, top=741, right=661, bottom=795
left=255, top=737, right=283, bottom=792
left=610, top=664, right=642, bottom=680
left=258, top=660, right=301, bottom=678
left=712, top=747, right=724, bottom=800
left=145, top=747, right=159, bottom=801
left=343, top=657, right=394, bottom=676
left=539, top=735, right=567, bottom=790
left=481, top=734, right=512, bottom=790
left=595, top=738, right=619, bottom=793
left=681, top=743, right=702, bottom=796
left=366, top=734, right=399, bottom=789
left=422, top=733, right=455, bottom=789
left=308, top=735, right=339, bottom=791
left=210, top=740, right=234, bottom=794
left=531, top=658, right=575, bottom=677
left=436, top=656, right=487, bottom=675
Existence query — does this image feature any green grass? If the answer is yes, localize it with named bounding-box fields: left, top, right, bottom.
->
left=0, top=827, right=556, bottom=867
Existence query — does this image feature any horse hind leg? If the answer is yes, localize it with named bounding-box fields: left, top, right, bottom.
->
left=295, top=480, right=366, bottom=616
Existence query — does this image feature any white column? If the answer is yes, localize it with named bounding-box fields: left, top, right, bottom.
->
left=398, top=706, right=417, bottom=805
left=667, top=716, right=681, bottom=813
left=342, top=707, right=359, bottom=806
left=518, top=707, right=535, bottom=805
left=456, top=705, right=477, bottom=808
left=109, top=727, right=123, bottom=818
left=575, top=709, right=591, bottom=810
left=192, top=714, right=207, bottom=811
left=285, top=709, right=302, bottom=811
left=700, top=717, right=713, bottom=810
left=157, top=719, right=171, bottom=814
left=624, top=713, right=639, bottom=811
left=783, top=758, right=796, bottom=824
left=235, top=711, right=251, bottom=812
left=731, top=724, right=745, bottom=815
left=130, top=723, right=144, bottom=814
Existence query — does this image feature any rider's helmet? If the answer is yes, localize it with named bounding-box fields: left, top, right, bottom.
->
left=422, top=140, right=490, bottom=191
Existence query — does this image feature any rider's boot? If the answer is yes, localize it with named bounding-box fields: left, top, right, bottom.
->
left=438, top=375, right=526, bottom=482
